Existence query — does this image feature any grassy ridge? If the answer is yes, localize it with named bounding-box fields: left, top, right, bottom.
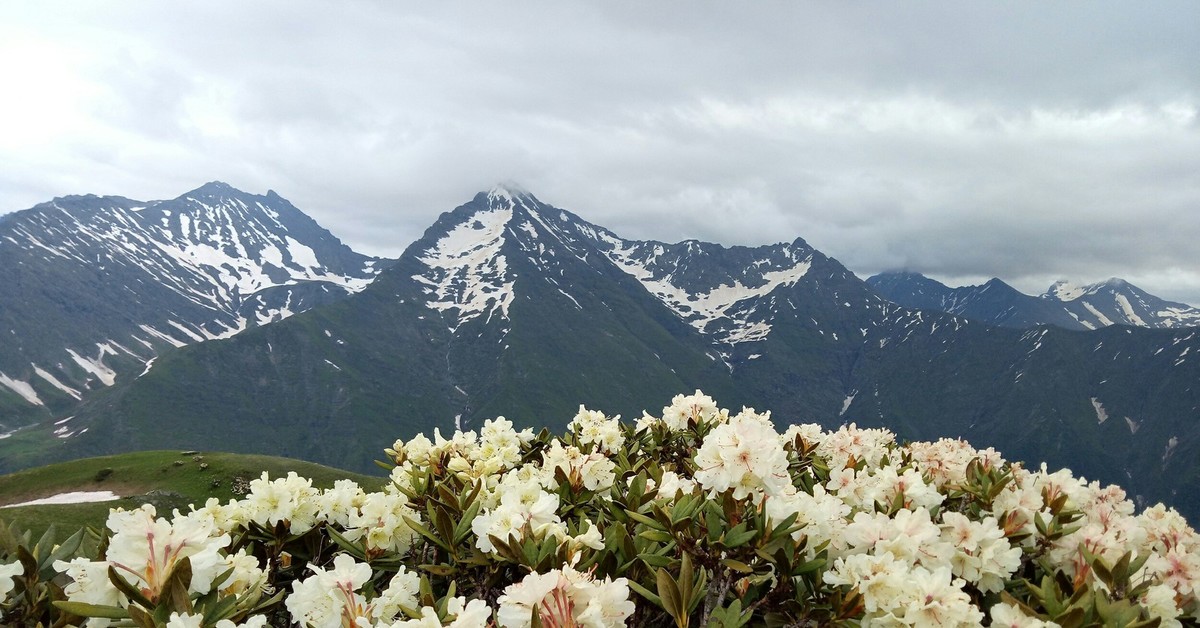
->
left=0, top=450, right=387, bottom=536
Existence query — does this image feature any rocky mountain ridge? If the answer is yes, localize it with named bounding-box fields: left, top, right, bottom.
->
left=0, top=182, right=387, bottom=430
left=868, top=271, right=1200, bottom=330
left=2, top=185, right=1197, bottom=519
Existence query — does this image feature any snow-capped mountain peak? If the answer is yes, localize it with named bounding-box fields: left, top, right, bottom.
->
left=1038, top=277, right=1200, bottom=329
left=408, top=188, right=825, bottom=346
left=0, top=183, right=388, bottom=413
left=871, top=272, right=1200, bottom=331
left=413, top=196, right=516, bottom=331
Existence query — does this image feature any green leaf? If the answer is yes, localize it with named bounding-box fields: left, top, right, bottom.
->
left=721, top=558, right=753, bottom=574
left=326, top=525, right=369, bottom=560
left=627, top=510, right=665, bottom=529
left=722, top=524, right=757, bottom=549
left=42, top=527, right=87, bottom=578
left=794, top=558, right=826, bottom=575
left=108, top=565, right=154, bottom=609
left=678, top=552, right=694, bottom=609
left=403, top=515, right=451, bottom=552
left=639, top=529, right=674, bottom=543
left=454, top=499, right=482, bottom=545
left=419, top=563, right=458, bottom=577
left=640, top=553, right=673, bottom=569
left=628, top=579, right=662, bottom=607
left=162, top=556, right=194, bottom=613
left=52, top=601, right=130, bottom=619
left=127, top=604, right=157, bottom=628
left=656, top=567, right=684, bottom=625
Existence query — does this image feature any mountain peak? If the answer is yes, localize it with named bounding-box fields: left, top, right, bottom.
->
left=1098, top=277, right=1129, bottom=289
left=484, top=183, right=539, bottom=209
left=187, top=181, right=239, bottom=196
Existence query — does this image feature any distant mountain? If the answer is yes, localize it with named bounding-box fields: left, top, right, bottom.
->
left=11, top=186, right=1196, bottom=520
left=0, top=182, right=389, bottom=431
left=1041, top=278, right=1200, bottom=329
left=867, top=271, right=1200, bottom=330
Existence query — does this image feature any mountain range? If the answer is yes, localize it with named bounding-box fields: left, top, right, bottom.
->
left=1, top=184, right=1198, bottom=519
left=0, top=182, right=387, bottom=429
left=868, top=271, right=1200, bottom=330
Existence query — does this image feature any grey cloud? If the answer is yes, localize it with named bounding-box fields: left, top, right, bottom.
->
left=1, top=1, right=1198, bottom=305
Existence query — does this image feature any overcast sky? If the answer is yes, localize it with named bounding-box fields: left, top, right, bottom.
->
left=2, top=2, right=1198, bottom=305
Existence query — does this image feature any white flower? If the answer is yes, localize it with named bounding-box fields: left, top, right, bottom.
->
left=542, top=441, right=616, bottom=493
left=449, top=598, right=495, bottom=626
left=897, top=565, right=983, bottom=627
left=104, top=504, right=231, bottom=600
left=318, top=479, right=367, bottom=528
left=1144, top=546, right=1200, bottom=599
left=764, top=485, right=851, bottom=559
left=1140, top=583, right=1183, bottom=628
left=693, top=410, right=790, bottom=502
left=165, top=612, right=204, bottom=628
left=569, top=405, right=626, bottom=453
left=345, top=490, right=420, bottom=554
left=655, top=470, right=696, bottom=500
left=816, top=423, right=894, bottom=472
left=571, top=573, right=635, bottom=628
left=661, top=390, right=723, bottom=430
left=215, top=617, right=269, bottom=628
left=54, top=557, right=124, bottom=608
left=285, top=554, right=374, bottom=628
left=497, top=567, right=633, bottom=628
left=370, top=566, right=422, bottom=623
left=472, top=488, right=562, bottom=554
left=217, top=548, right=267, bottom=596
left=395, top=597, right=493, bottom=627
left=497, top=571, right=563, bottom=628
left=184, top=497, right=246, bottom=534
left=906, top=438, right=1005, bottom=489
left=0, top=560, right=21, bottom=600
left=825, top=552, right=909, bottom=614
left=243, top=471, right=321, bottom=533
left=940, top=511, right=1022, bottom=593
left=989, top=601, right=1061, bottom=627
left=780, top=422, right=825, bottom=446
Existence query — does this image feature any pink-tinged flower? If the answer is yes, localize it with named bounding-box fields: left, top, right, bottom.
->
left=497, top=567, right=632, bottom=628
left=285, top=554, right=374, bottom=628
left=104, top=504, right=230, bottom=602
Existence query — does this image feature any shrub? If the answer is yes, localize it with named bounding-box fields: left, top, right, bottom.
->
left=1, top=391, right=1195, bottom=626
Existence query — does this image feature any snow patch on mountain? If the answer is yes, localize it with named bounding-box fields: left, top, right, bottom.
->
left=601, top=240, right=813, bottom=344
left=1113, top=293, right=1147, bottom=326
left=414, top=205, right=515, bottom=331
left=1091, top=397, right=1109, bottom=424
left=1047, top=280, right=1085, bottom=301
left=66, top=347, right=118, bottom=387
left=0, top=372, right=44, bottom=406
left=33, top=366, right=82, bottom=400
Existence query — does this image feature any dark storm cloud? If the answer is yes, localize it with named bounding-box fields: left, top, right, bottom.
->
left=1, top=2, right=1198, bottom=304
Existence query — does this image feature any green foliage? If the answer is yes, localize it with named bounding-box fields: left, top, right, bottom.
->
left=1, top=396, right=1198, bottom=626
left=0, top=450, right=385, bottom=537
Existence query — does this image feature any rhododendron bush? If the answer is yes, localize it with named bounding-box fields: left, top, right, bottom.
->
left=2, top=391, right=1198, bottom=626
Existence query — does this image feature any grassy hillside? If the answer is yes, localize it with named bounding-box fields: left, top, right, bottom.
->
left=0, top=450, right=387, bottom=537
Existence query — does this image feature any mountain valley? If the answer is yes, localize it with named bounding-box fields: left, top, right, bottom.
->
left=2, top=184, right=1198, bottom=518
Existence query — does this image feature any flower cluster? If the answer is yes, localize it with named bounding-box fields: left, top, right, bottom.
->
left=5, top=390, right=1200, bottom=627
left=497, top=565, right=635, bottom=628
